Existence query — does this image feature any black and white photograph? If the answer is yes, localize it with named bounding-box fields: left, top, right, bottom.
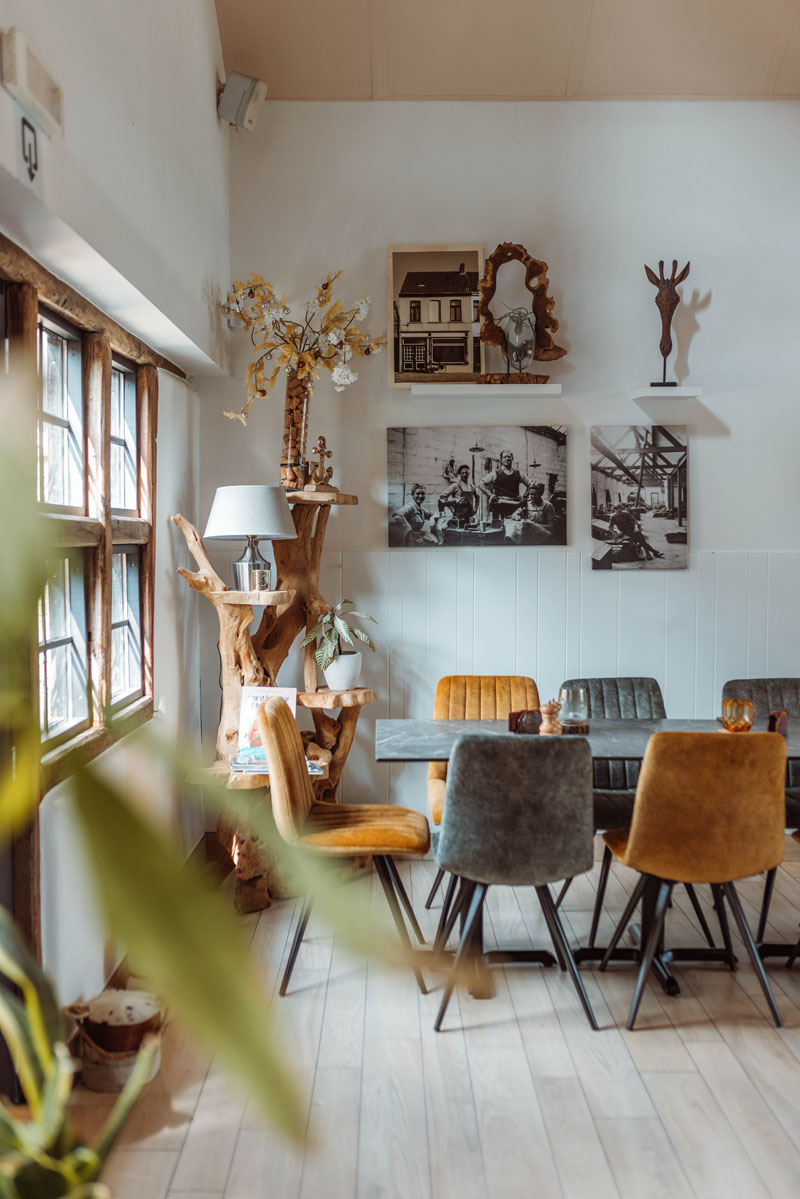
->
left=387, top=244, right=485, bottom=386
left=591, top=425, right=688, bottom=570
left=387, top=426, right=567, bottom=547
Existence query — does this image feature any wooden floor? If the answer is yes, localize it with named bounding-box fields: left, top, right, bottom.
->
left=73, top=836, right=800, bottom=1198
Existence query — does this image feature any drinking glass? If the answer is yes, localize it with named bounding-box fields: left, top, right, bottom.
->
left=721, top=697, right=754, bottom=733
left=558, top=685, right=588, bottom=726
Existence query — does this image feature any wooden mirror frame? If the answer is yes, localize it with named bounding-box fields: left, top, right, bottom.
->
left=477, top=242, right=567, bottom=371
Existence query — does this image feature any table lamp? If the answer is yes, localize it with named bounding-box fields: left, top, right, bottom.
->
left=203, top=485, right=296, bottom=591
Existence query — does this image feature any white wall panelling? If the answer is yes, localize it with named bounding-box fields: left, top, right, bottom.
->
left=314, top=548, right=800, bottom=813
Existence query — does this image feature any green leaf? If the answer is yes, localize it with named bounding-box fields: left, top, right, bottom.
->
left=0, top=907, right=64, bottom=1067
left=346, top=611, right=376, bottom=623
left=0, top=988, right=43, bottom=1116
left=332, top=618, right=353, bottom=646
left=351, top=628, right=375, bottom=651
left=90, top=1036, right=158, bottom=1164
left=70, top=769, right=304, bottom=1138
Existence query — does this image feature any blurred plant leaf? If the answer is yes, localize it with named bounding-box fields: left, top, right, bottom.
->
left=90, top=1034, right=158, bottom=1164
left=71, top=768, right=304, bottom=1137
left=0, top=906, right=64, bottom=1058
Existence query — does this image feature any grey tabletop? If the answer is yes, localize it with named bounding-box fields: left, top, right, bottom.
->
left=374, top=717, right=800, bottom=762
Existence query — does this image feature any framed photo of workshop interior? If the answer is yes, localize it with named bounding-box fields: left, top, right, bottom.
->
left=590, top=425, right=688, bottom=570
left=387, top=425, right=567, bottom=548
left=387, top=244, right=485, bottom=386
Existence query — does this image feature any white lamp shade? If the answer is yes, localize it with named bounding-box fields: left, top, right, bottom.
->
left=203, top=485, right=296, bottom=541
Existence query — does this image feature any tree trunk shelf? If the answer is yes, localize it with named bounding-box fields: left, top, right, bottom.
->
left=206, top=589, right=294, bottom=606
left=298, top=687, right=376, bottom=709
left=173, top=490, right=374, bottom=913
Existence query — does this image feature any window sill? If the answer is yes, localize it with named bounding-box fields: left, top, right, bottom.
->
left=40, top=696, right=154, bottom=794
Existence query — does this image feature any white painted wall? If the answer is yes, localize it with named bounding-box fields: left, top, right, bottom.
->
left=196, top=100, right=800, bottom=809
left=0, top=0, right=230, bottom=372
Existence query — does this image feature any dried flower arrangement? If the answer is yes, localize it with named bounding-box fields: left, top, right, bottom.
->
left=221, top=271, right=386, bottom=488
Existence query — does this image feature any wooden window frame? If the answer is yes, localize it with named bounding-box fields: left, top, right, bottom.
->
left=0, top=234, right=183, bottom=803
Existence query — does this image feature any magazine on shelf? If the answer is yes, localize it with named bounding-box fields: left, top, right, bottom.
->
left=236, top=686, right=297, bottom=765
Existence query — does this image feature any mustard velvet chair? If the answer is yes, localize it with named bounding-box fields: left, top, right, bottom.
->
left=257, top=696, right=431, bottom=997
left=553, top=677, right=719, bottom=952
left=425, top=675, right=540, bottom=911
left=599, top=731, right=787, bottom=1030
left=722, top=678, right=800, bottom=941
left=787, top=830, right=800, bottom=969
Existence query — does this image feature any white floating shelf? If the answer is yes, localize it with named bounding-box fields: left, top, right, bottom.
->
left=630, top=386, right=703, bottom=400
left=410, top=383, right=561, bottom=398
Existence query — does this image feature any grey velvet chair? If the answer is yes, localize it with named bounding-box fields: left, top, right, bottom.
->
left=556, top=676, right=716, bottom=950
left=722, top=678, right=800, bottom=940
left=432, top=733, right=598, bottom=1032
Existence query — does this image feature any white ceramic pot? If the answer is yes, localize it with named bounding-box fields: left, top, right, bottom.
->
left=323, top=651, right=362, bottom=691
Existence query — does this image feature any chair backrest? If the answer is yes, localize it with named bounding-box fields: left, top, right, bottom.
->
left=561, top=676, right=666, bottom=790
left=624, top=731, right=786, bottom=883
left=433, top=675, right=541, bottom=720
left=723, top=678, right=800, bottom=787
left=436, top=733, right=593, bottom=887
left=256, top=696, right=315, bottom=843
left=428, top=675, right=541, bottom=789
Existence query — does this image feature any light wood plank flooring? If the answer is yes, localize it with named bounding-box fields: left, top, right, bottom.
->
left=74, top=837, right=800, bottom=1198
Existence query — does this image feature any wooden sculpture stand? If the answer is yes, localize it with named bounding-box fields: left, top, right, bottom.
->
left=173, top=492, right=376, bottom=912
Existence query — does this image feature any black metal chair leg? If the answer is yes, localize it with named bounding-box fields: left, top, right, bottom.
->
left=435, top=877, right=474, bottom=959
left=600, top=873, right=648, bottom=971
left=553, top=877, right=573, bottom=910
left=425, top=866, right=446, bottom=910
left=787, top=933, right=800, bottom=970
left=724, top=882, right=782, bottom=1028
left=627, top=880, right=672, bottom=1030
left=384, top=855, right=426, bottom=944
left=710, top=883, right=736, bottom=971
left=434, top=883, right=486, bottom=1031
left=279, top=894, right=313, bottom=996
left=684, top=884, right=716, bottom=948
left=374, top=856, right=427, bottom=995
left=588, top=845, right=613, bottom=948
left=538, top=888, right=567, bottom=970
left=433, top=871, right=458, bottom=954
left=537, top=887, right=599, bottom=1030
left=757, top=867, right=777, bottom=943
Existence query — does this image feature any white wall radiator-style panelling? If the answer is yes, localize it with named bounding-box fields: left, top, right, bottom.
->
left=324, top=549, right=800, bottom=812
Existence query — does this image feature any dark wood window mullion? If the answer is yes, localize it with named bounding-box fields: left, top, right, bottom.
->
left=137, top=364, right=157, bottom=701
left=84, top=331, right=112, bottom=723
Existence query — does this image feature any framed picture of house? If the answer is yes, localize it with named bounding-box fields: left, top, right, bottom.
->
left=387, top=245, right=485, bottom=387
left=387, top=425, right=567, bottom=547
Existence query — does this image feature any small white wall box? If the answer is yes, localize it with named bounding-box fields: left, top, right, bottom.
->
left=217, top=72, right=267, bottom=131
left=1, top=27, right=63, bottom=136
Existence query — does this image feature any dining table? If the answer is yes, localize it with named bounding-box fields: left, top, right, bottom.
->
left=374, top=716, right=800, bottom=995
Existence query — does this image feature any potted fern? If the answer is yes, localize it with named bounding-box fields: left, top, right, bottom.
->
left=302, top=599, right=376, bottom=691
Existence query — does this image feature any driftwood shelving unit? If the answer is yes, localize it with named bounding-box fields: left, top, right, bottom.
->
left=173, top=491, right=375, bottom=912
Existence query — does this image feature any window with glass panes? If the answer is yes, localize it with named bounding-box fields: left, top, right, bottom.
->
left=38, top=555, right=89, bottom=744
left=29, top=299, right=158, bottom=785
left=111, top=547, right=142, bottom=707
left=110, top=363, right=138, bottom=513
left=36, top=315, right=84, bottom=510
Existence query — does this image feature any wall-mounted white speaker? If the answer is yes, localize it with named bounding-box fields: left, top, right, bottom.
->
left=217, top=72, right=267, bottom=132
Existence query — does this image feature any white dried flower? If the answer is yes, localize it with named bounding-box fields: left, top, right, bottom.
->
left=331, top=362, right=357, bottom=391
left=356, top=296, right=372, bottom=320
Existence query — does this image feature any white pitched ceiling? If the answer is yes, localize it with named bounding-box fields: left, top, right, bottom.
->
left=215, top=0, right=800, bottom=100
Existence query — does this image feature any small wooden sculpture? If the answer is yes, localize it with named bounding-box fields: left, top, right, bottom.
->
left=539, top=699, right=562, bottom=736
left=644, top=259, right=690, bottom=386
left=305, top=435, right=338, bottom=494
left=478, top=242, right=566, bottom=384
